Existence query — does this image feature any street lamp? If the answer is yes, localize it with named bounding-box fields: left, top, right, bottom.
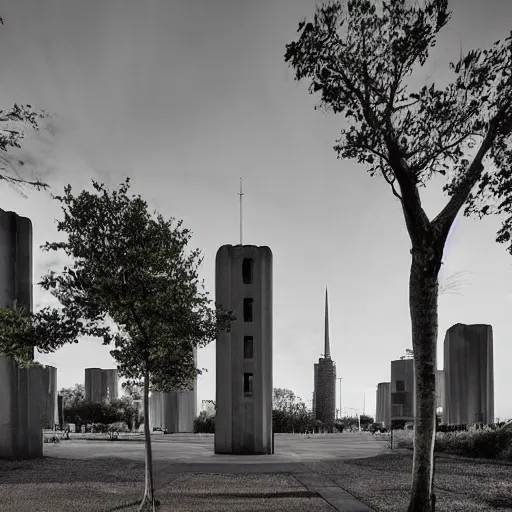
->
left=337, top=377, right=343, bottom=419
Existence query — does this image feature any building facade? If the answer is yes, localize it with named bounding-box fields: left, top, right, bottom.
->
left=0, top=209, right=43, bottom=459
left=149, top=348, right=197, bottom=433
left=390, top=358, right=415, bottom=428
left=313, top=289, right=336, bottom=431
left=40, top=365, right=59, bottom=429
left=84, top=368, right=119, bottom=403
left=215, top=245, right=273, bottom=454
left=375, top=382, right=391, bottom=428
left=443, top=324, right=494, bottom=425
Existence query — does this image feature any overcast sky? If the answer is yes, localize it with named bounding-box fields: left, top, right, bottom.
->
left=1, top=0, right=511, bottom=420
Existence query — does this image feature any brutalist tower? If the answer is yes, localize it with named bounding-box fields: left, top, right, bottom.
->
left=443, top=324, right=494, bottom=425
left=313, top=288, right=336, bottom=431
left=215, top=245, right=273, bottom=454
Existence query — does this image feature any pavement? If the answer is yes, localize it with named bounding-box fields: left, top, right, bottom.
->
left=41, top=432, right=389, bottom=511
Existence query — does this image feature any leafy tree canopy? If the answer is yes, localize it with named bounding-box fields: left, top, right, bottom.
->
left=38, top=177, right=234, bottom=393
left=285, top=0, right=512, bottom=254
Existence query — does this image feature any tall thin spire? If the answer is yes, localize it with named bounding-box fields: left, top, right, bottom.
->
left=324, top=287, right=330, bottom=358
left=238, top=177, right=243, bottom=245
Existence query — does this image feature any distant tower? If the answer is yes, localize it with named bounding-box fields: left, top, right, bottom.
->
left=390, top=358, right=415, bottom=428
left=313, top=288, right=336, bottom=431
left=215, top=245, right=273, bottom=454
left=85, top=368, right=119, bottom=403
left=443, top=324, right=494, bottom=425
left=375, top=382, right=391, bottom=428
left=149, top=347, right=197, bottom=433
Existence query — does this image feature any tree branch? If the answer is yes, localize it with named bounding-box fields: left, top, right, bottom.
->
left=431, top=110, right=504, bottom=241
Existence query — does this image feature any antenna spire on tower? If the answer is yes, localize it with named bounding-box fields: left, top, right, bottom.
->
left=324, top=287, right=331, bottom=358
left=238, top=177, right=244, bottom=245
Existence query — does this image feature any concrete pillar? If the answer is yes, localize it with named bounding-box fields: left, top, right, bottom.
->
left=0, top=208, right=42, bottom=459
left=215, top=245, right=273, bottom=454
left=0, top=357, right=43, bottom=459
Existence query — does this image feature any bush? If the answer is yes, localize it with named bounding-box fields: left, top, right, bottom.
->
left=194, top=411, right=215, bottom=433
left=399, top=424, right=512, bottom=460
left=108, top=421, right=130, bottom=432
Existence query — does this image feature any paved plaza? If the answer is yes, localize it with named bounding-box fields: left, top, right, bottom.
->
left=28, top=432, right=388, bottom=511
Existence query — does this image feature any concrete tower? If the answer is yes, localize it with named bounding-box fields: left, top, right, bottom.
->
left=85, top=368, right=119, bottom=402
left=313, top=288, right=336, bottom=431
left=40, top=365, right=59, bottom=429
left=390, top=358, right=415, bottom=428
left=215, top=244, right=273, bottom=454
left=443, top=324, right=494, bottom=425
left=0, top=209, right=43, bottom=459
left=149, top=347, right=197, bottom=433
left=375, top=382, right=391, bottom=428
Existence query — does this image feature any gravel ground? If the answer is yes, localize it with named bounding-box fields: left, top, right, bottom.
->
left=0, top=458, right=334, bottom=512
left=308, top=451, right=512, bottom=512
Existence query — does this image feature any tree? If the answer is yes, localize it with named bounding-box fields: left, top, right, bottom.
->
left=285, top=1, right=512, bottom=510
left=0, top=300, right=82, bottom=367
left=59, top=383, right=85, bottom=408
left=38, top=178, right=234, bottom=511
left=1, top=16, right=49, bottom=195
left=273, top=388, right=298, bottom=411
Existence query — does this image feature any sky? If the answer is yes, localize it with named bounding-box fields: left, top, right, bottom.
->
left=1, top=0, right=511, bottom=420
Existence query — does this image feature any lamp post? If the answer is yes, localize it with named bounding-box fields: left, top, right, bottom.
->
left=337, top=377, right=343, bottom=419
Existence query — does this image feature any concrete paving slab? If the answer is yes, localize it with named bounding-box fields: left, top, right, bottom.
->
left=39, top=433, right=385, bottom=511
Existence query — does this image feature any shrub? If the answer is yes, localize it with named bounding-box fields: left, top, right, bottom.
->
left=194, top=411, right=215, bottom=433
left=108, top=421, right=130, bottom=432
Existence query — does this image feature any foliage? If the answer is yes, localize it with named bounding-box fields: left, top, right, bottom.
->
left=193, top=411, right=215, bottom=433
left=0, top=300, right=83, bottom=368
left=397, top=424, right=512, bottom=461
left=59, top=384, right=85, bottom=408
left=63, top=397, right=139, bottom=430
left=0, top=17, right=50, bottom=194
left=38, top=178, right=234, bottom=391
left=38, top=177, right=234, bottom=511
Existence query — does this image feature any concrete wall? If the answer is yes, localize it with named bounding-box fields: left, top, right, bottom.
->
left=0, top=209, right=42, bottom=459
left=376, top=382, right=391, bottom=427
left=40, top=365, right=58, bottom=429
left=390, top=358, right=415, bottom=424
left=0, top=357, right=43, bottom=459
left=314, top=358, right=336, bottom=427
left=85, top=368, right=119, bottom=402
left=149, top=348, right=197, bottom=433
left=443, top=324, right=494, bottom=425
left=215, top=245, right=273, bottom=454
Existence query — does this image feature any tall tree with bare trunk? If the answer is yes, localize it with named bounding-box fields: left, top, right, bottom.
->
left=285, top=1, right=512, bottom=510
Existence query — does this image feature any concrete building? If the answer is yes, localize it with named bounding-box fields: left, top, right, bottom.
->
left=84, top=368, right=119, bottom=402
left=149, top=348, right=197, bottom=433
left=443, top=324, right=494, bottom=425
left=40, top=365, right=59, bottom=429
left=390, top=358, right=415, bottom=428
left=313, top=288, right=336, bottom=431
left=0, top=208, right=43, bottom=459
left=215, top=245, right=273, bottom=454
left=375, top=382, right=391, bottom=428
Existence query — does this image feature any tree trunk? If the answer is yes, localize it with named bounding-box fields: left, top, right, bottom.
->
left=407, top=251, right=440, bottom=512
left=138, top=369, right=156, bottom=512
